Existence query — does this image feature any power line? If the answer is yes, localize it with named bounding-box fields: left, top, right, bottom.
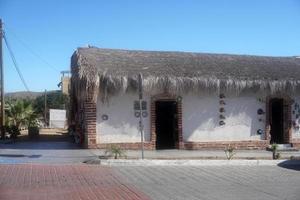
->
left=3, top=33, right=31, bottom=93
left=0, top=19, right=5, bottom=139
left=4, top=26, right=59, bottom=72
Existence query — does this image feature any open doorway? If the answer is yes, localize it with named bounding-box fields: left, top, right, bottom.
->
left=269, top=98, right=284, bottom=144
left=155, top=101, right=178, bottom=149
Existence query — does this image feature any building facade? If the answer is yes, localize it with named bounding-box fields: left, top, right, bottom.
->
left=70, top=47, right=300, bottom=150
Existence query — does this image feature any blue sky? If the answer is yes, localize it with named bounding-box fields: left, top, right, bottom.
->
left=1, top=0, right=300, bottom=92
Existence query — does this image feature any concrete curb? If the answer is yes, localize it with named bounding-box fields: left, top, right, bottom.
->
left=99, top=159, right=300, bottom=166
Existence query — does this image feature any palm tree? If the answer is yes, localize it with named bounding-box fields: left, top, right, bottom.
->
left=5, top=100, right=37, bottom=129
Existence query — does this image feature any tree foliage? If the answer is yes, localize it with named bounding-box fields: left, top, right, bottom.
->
left=4, top=90, right=69, bottom=127
left=5, top=99, right=37, bottom=129
left=33, top=90, right=69, bottom=118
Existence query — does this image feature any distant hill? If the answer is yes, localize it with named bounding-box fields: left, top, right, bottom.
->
left=5, top=90, right=60, bottom=99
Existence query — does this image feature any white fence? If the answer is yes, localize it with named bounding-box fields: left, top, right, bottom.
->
left=49, top=109, right=66, bottom=129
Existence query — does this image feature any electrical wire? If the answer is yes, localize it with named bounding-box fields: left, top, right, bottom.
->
left=3, top=33, right=31, bottom=93
left=4, top=26, right=59, bottom=72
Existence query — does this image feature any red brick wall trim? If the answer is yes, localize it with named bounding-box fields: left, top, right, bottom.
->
left=183, top=140, right=269, bottom=150
left=93, top=140, right=269, bottom=150
left=291, top=138, right=300, bottom=142
left=96, top=142, right=155, bottom=150
left=291, top=138, right=300, bottom=149
left=84, top=94, right=97, bottom=148
left=291, top=143, right=300, bottom=149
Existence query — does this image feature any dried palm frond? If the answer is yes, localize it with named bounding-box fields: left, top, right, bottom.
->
left=71, top=47, right=300, bottom=102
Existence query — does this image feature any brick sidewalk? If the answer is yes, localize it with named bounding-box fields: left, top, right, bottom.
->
left=0, top=164, right=150, bottom=200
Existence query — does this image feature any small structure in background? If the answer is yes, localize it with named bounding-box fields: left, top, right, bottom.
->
left=58, top=71, right=70, bottom=95
left=49, top=109, right=66, bottom=129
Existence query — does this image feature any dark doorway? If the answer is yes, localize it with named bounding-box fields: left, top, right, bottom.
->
left=155, top=101, right=178, bottom=149
left=270, top=98, right=284, bottom=144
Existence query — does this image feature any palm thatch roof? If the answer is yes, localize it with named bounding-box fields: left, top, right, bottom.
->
left=71, top=47, right=300, bottom=101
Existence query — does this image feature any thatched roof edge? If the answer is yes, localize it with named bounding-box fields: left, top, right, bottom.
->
left=71, top=47, right=300, bottom=101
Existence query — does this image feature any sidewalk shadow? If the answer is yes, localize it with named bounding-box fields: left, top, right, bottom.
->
left=0, top=142, right=80, bottom=150
left=277, top=160, right=300, bottom=171
left=0, top=132, right=81, bottom=150
left=0, top=154, right=42, bottom=158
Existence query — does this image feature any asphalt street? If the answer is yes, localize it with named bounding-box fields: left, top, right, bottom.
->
left=115, top=165, right=300, bottom=200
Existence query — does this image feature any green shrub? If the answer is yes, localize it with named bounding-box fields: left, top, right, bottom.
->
left=105, top=145, right=126, bottom=159
left=271, top=143, right=280, bottom=160
left=224, top=145, right=236, bottom=160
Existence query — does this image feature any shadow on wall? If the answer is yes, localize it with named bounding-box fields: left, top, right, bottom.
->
left=183, top=95, right=218, bottom=141
left=227, top=96, right=264, bottom=138
left=183, top=94, right=265, bottom=142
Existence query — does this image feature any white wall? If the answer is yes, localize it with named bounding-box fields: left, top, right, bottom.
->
left=97, top=94, right=151, bottom=143
left=49, top=109, right=66, bottom=129
left=97, top=92, right=266, bottom=144
left=291, top=96, right=300, bottom=139
left=182, top=93, right=265, bottom=142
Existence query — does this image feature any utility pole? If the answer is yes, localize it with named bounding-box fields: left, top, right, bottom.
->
left=0, top=19, right=4, bottom=139
left=44, top=89, right=47, bottom=127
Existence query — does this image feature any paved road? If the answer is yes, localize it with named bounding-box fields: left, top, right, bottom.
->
left=0, top=163, right=299, bottom=200
left=0, top=164, right=150, bottom=200
left=115, top=165, right=300, bottom=200
left=1, top=138, right=300, bottom=199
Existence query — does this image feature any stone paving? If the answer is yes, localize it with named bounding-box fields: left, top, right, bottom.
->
left=1, top=136, right=300, bottom=200
left=115, top=165, right=300, bottom=200
left=1, top=164, right=299, bottom=200
left=0, top=164, right=150, bottom=200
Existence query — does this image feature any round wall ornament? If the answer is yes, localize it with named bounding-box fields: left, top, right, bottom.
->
left=219, top=94, right=225, bottom=99
left=219, top=107, right=225, bottom=113
left=101, top=114, right=108, bottom=120
left=135, top=112, right=141, bottom=118
left=257, top=129, right=264, bottom=135
left=142, top=111, right=148, bottom=118
left=219, top=121, right=225, bottom=126
left=219, top=100, right=226, bottom=105
left=177, top=96, right=182, bottom=102
left=257, top=109, right=265, bottom=115
left=219, top=114, right=226, bottom=119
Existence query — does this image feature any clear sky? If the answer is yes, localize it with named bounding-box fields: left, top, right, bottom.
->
left=0, top=0, right=300, bottom=92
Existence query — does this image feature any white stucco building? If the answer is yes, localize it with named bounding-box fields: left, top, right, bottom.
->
left=70, top=47, right=300, bottom=150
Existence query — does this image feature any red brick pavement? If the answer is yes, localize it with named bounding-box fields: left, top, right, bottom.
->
left=0, top=164, right=150, bottom=200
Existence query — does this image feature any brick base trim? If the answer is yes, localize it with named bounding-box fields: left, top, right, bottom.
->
left=291, top=138, right=300, bottom=149
left=292, top=143, right=300, bottom=149
left=95, top=142, right=155, bottom=150
left=183, top=140, right=269, bottom=150
left=94, top=140, right=269, bottom=150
